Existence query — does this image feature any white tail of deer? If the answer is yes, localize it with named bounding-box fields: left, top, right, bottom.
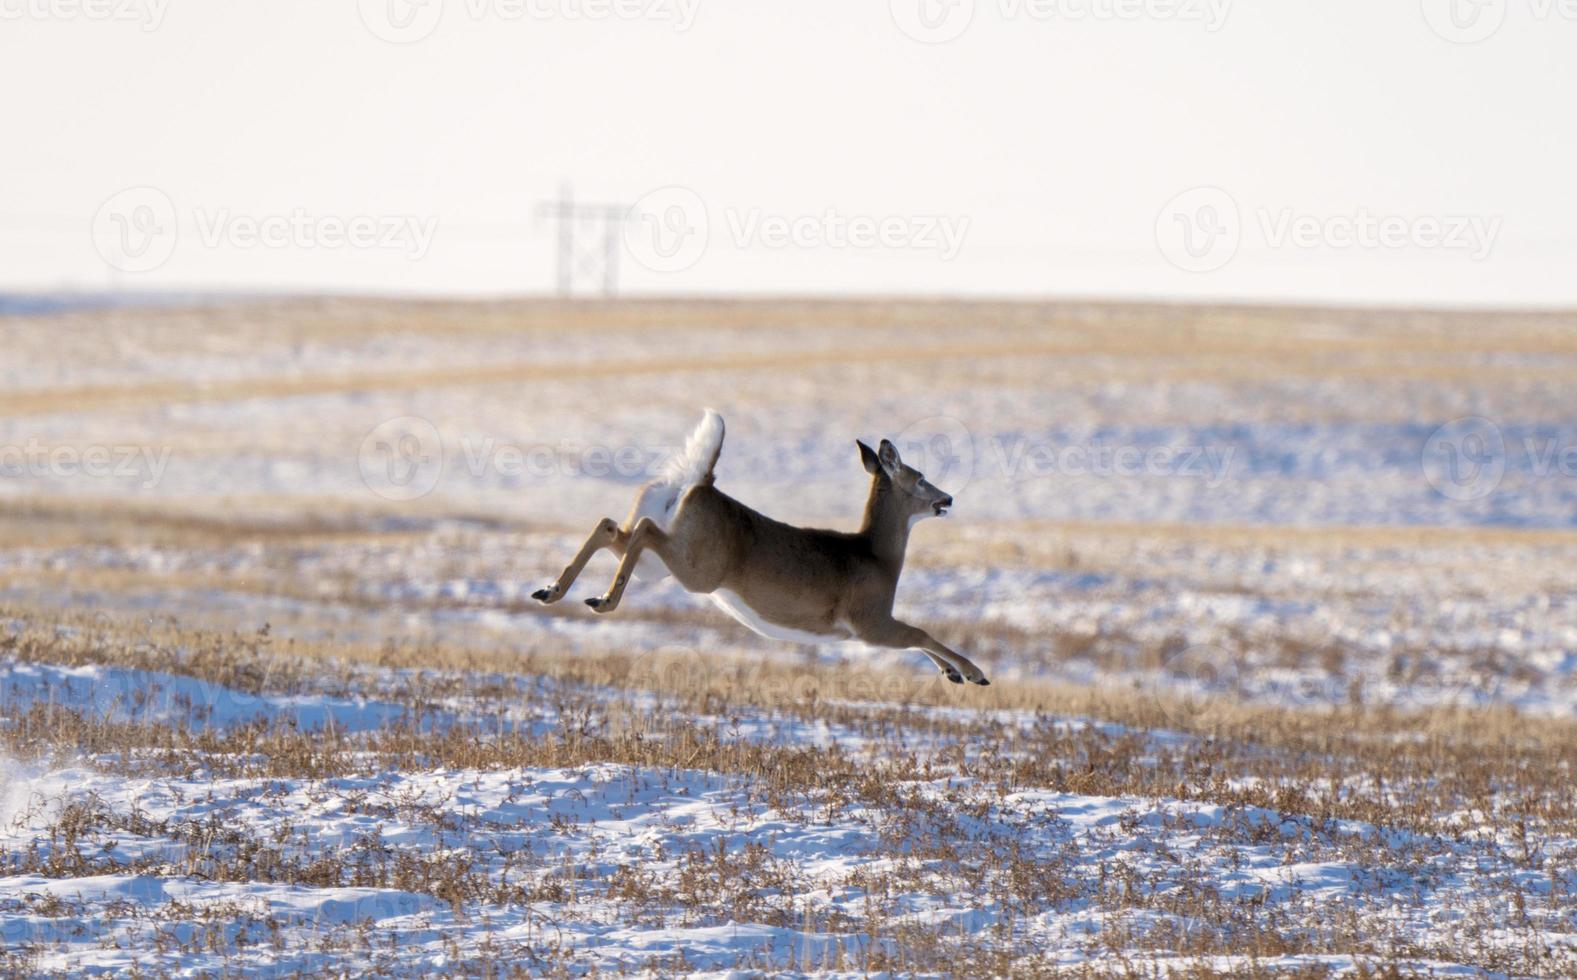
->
left=532, top=410, right=989, bottom=685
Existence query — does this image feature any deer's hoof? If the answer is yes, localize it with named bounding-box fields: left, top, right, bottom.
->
left=944, top=670, right=963, bottom=684
left=972, top=676, right=991, bottom=687
left=531, top=588, right=557, bottom=604
left=585, top=597, right=611, bottom=613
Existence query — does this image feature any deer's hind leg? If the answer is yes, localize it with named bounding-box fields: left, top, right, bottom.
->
left=585, top=516, right=669, bottom=614
left=586, top=508, right=726, bottom=614
left=532, top=518, right=627, bottom=604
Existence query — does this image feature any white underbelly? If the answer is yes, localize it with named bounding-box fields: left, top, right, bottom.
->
left=708, top=589, right=848, bottom=645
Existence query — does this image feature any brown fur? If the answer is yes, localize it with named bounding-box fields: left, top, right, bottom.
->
left=533, top=435, right=989, bottom=685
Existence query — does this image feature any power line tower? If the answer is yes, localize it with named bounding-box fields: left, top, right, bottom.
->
left=535, top=183, right=628, bottom=297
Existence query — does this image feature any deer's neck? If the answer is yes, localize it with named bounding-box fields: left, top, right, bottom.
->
left=859, top=482, right=912, bottom=574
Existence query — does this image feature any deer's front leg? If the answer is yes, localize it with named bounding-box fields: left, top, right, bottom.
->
left=852, top=616, right=990, bottom=686
left=532, top=518, right=627, bottom=604
left=923, top=632, right=990, bottom=686
left=586, top=517, right=666, bottom=614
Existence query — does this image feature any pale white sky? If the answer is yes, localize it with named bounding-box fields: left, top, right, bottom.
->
left=2, top=0, right=1574, bottom=304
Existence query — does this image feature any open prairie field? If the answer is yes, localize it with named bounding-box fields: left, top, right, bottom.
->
left=2, top=298, right=1576, bottom=975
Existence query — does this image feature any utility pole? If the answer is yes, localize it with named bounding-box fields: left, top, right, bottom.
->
left=535, top=183, right=628, bottom=297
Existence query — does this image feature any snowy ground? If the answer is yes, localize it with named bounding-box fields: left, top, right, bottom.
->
left=2, top=648, right=1572, bottom=976
left=1, top=298, right=1575, bottom=975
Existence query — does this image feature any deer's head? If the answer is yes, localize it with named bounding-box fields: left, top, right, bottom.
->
left=858, top=438, right=953, bottom=523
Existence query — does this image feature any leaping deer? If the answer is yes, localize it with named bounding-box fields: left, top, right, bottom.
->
left=531, top=411, right=990, bottom=685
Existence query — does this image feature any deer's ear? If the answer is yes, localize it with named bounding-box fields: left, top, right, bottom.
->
left=877, top=439, right=902, bottom=474
left=857, top=440, right=882, bottom=475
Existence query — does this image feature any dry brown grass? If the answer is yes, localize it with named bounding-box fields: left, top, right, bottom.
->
left=3, top=555, right=1574, bottom=976
left=5, top=608, right=1576, bottom=840
left=6, top=297, right=1577, bottom=418
left=3, top=297, right=1574, bottom=974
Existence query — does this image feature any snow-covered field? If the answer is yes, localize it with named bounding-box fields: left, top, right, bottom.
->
left=1, top=297, right=1575, bottom=975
